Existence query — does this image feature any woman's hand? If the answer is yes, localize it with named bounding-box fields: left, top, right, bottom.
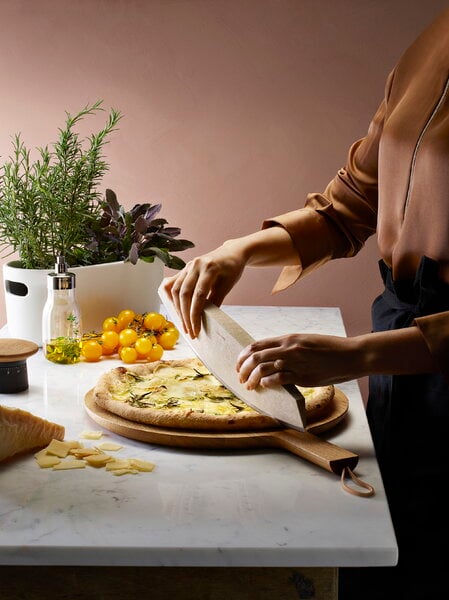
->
left=163, top=226, right=300, bottom=338
left=236, top=326, right=438, bottom=389
left=163, top=242, right=246, bottom=338
left=236, top=333, right=359, bottom=389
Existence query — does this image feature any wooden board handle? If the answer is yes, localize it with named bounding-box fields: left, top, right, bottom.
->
left=262, top=429, right=359, bottom=474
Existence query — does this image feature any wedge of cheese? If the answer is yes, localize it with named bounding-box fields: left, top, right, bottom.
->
left=0, top=404, right=65, bottom=462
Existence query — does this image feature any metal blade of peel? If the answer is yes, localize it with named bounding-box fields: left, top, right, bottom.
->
left=158, top=284, right=306, bottom=431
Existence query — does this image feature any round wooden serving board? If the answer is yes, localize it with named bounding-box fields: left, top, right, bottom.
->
left=84, top=388, right=351, bottom=467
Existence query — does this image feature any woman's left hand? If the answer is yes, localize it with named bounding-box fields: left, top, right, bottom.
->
left=236, top=333, right=360, bottom=389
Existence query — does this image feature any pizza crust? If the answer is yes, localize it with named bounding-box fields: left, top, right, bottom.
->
left=297, top=384, right=335, bottom=421
left=93, top=358, right=334, bottom=431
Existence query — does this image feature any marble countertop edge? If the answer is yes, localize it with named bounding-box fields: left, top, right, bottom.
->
left=0, top=546, right=398, bottom=568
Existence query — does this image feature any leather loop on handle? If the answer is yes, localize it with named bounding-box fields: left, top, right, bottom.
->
left=266, top=430, right=375, bottom=497
left=341, top=467, right=375, bottom=497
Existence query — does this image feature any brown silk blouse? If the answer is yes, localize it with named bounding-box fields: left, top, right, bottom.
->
left=263, top=9, right=449, bottom=375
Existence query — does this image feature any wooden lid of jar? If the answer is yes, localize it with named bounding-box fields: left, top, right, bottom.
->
left=0, top=339, right=39, bottom=363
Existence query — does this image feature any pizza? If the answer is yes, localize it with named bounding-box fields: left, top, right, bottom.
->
left=93, top=358, right=334, bottom=431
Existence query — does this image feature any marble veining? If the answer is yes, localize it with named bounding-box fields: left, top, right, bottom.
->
left=0, top=306, right=397, bottom=567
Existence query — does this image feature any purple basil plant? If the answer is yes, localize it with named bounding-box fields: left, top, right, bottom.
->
left=84, top=189, right=194, bottom=269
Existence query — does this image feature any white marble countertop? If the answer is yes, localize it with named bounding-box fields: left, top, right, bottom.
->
left=0, top=306, right=398, bottom=567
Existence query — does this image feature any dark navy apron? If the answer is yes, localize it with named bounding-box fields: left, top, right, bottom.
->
left=339, top=257, right=449, bottom=600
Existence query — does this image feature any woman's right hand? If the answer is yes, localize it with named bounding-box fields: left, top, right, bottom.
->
left=162, top=240, right=247, bottom=338
left=163, top=225, right=299, bottom=338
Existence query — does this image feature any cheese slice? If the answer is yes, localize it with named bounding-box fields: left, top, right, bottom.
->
left=0, top=404, right=65, bottom=462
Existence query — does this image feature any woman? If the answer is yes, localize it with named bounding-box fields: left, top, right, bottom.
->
left=164, top=9, right=449, bottom=599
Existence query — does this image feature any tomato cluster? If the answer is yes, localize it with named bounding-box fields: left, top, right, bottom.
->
left=81, top=309, right=180, bottom=364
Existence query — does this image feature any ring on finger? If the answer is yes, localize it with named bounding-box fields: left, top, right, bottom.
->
left=274, top=359, right=283, bottom=371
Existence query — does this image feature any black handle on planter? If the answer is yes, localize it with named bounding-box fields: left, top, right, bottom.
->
left=4, top=280, right=29, bottom=297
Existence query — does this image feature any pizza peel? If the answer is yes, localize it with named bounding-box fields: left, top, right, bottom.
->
left=158, top=284, right=307, bottom=432
left=85, top=387, right=372, bottom=495
left=85, top=387, right=353, bottom=470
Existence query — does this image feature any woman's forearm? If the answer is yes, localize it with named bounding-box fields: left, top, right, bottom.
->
left=223, top=226, right=299, bottom=268
left=236, top=325, right=439, bottom=390
left=353, top=326, right=437, bottom=376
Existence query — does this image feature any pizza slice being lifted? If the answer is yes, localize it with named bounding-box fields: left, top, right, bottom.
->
left=93, top=358, right=334, bottom=431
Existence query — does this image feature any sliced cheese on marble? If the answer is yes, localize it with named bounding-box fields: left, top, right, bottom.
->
left=111, top=468, right=139, bottom=476
left=45, top=439, right=80, bottom=458
left=35, top=454, right=61, bottom=468
left=105, top=459, right=133, bottom=471
left=97, top=442, right=123, bottom=451
left=129, top=458, right=156, bottom=472
left=69, top=447, right=101, bottom=458
left=52, top=459, right=86, bottom=470
left=84, top=453, right=114, bottom=467
left=79, top=430, right=104, bottom=440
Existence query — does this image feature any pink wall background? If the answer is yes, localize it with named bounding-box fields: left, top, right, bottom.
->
left=1, top=0, right=447, bottom=399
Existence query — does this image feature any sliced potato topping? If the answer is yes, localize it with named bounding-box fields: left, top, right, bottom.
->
left=112, top=364, right=254, bottom=416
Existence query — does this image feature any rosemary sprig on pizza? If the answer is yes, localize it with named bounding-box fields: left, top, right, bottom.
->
left=93, top=358, right=334, bottom=431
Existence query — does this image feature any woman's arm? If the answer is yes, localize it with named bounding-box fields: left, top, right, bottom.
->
left=236, top=325, right=437, bottom=389
left=163, top=226, right=298, bottom=337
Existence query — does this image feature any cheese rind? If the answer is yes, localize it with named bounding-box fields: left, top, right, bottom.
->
left=0, top=405, right=65, bottom=462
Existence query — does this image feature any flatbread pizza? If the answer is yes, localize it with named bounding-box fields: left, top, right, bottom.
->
left=93, top=358, right=334, bottom=431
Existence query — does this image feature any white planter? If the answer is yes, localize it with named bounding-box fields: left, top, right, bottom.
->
left=2, top=259, right=164, bottom=345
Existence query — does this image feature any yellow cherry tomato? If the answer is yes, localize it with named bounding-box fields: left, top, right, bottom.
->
left=102, top=316, right=119, bottom=333
left=143, top=312, right=166, bottom=332
left=119, top=346, right=138, bottom=364
left=117, top=309, right=136, bottom=331
left=118, top=327, right=138, bottom=347
left=101, top=345, right=116, bottom=356
left=101, top=330, right=120, bottom=351
left=157, top=328, right=179, bottom=349
left=81, top=340, right=103, bottom=362
left=147, top=343, right=164, bottom=362
left=134, top=335, right=156, bottom=358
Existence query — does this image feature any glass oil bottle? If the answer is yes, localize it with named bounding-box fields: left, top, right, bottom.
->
left=42, top=255, right=82, bottom=364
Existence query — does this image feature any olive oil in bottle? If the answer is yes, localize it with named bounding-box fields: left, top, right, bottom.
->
left=42, top=256, right=82, bottom=364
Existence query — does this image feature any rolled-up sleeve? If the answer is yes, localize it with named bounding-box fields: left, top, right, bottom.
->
left=415, top=312, right=449, bottom=380
left=264, top=69, right=396, bottom=293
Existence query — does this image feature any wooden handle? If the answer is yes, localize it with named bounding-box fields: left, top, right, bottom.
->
left=262, top=429, right=359, bottom=474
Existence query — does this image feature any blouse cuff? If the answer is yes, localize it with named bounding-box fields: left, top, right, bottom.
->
left=262, top=207, right=338, bottom=292
left=414, top=311, right=449, bottom=380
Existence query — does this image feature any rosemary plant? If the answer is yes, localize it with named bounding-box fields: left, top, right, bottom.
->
left=0, top=101, right=121, bottom=269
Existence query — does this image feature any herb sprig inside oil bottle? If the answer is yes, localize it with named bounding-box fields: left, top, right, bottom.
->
left=42, top=255, right=82, bottom=364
